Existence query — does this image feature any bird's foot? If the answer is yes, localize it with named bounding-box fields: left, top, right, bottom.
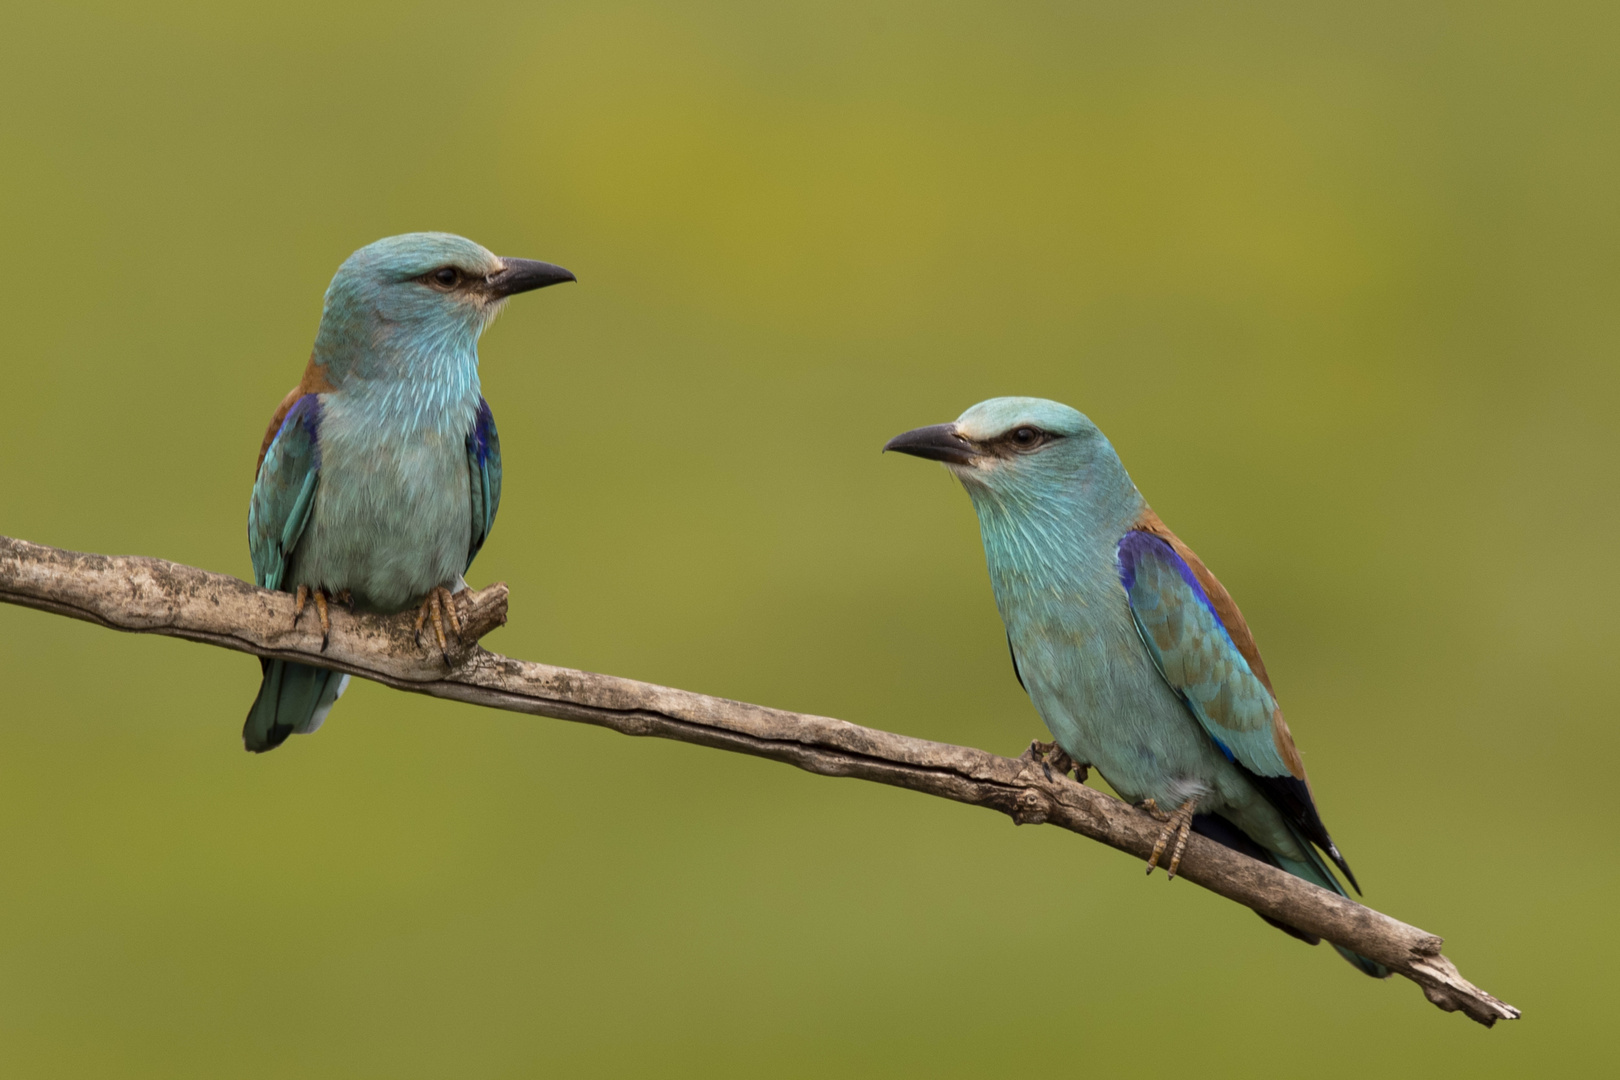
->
left=413, top=586, right=464, bottom=663
left=1141, top=796, right=1200, bottom=880
left=292, top=585, right=336, bottom=652
left=1019, top=740, right=1088, bottom=783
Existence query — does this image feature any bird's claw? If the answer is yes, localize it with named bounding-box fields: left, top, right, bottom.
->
left=413, top=586, right=463, bottom=663
left=292, top=584, right=334, bottom=652
left=1141, top=796, right=1200, bottom=880
left=1019, top=739, right=1088, bottom=783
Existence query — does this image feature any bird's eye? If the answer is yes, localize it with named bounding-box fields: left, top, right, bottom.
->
left=1012, top=427, right=1039, bottom=445
left=432, top=267, right=461, bottom=288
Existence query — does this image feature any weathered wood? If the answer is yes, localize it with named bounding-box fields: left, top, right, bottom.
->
left=0, top=534, right=1519, bottom=1026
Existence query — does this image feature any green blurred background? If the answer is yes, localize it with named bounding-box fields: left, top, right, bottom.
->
left=1, top=1, right=1614, bottom=1075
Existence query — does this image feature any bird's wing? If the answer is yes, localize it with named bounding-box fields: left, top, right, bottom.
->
left=1116, top=523, right=1358, bottom=888
left=464, top=397, right=502, bottom=572
left=257, top=355, right=336, bottom=476
left=1133, top=508, right=1277, bottom=693
left=249, top=394, right=322, bottom=591
left=1117, top=528, right=1296, bottom=777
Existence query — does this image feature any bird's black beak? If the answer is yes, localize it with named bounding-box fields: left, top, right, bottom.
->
left=488, top=258, right=577, bottom=298
left=883, top=423, right=978, bottom=466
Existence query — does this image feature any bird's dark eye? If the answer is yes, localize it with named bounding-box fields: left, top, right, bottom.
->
left=432, top=267, right=461, bottom=288
left=1013, top=427, right=1039, bottom=445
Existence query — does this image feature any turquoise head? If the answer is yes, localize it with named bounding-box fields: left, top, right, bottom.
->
left=886, top=394, right=1148, bottom=592
left=885, top=396, right=1136, bottom=506
left=311, top=232, right=575, bottom=385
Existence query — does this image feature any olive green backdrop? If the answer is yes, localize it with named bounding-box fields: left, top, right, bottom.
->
left=1, top=2, right=1614, bottom=1075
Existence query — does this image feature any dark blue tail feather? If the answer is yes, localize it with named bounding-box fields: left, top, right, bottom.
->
left=1191, top=813, right=1388, bottom=978
left=243, top=658, right=344, bottom=753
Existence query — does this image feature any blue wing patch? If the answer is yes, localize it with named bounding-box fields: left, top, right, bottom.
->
left=465, top=397, right=502, bottom=571
left=1117, top=529, right=1360, bottom=891
left=1117, top=530, right=1293, bottom=779
left=248, top=394, right=322, bottom=591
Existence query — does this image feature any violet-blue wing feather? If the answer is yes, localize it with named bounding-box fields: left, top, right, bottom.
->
left=248, top=394, right=322, bottom=591
left=1117, top=529, right=1361, bottom=890
left=465, top=396, right=501, bottom=571
left=1116, top=530, right=1291, bottom=778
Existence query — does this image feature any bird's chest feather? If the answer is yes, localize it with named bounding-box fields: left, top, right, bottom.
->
left=992, top=541, right=1227, bottom=803
left=293, top=396, right=474, bottom=612
left=999, top=566, right=1165, bottom=726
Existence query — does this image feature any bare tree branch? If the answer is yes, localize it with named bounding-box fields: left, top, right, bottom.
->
left=0, top=534, right=1518, bottom=1026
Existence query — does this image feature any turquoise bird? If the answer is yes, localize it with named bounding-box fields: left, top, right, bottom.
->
left=885, top=397, right=1386, bottom=976
left=245, top=233, right=574, bottom=753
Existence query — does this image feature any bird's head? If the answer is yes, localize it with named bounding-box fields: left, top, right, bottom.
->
left=313, top=232, right=575, bottom=380
left=884, top=396, right=1122, bottom=498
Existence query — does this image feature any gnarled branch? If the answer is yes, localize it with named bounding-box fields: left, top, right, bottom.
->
left=0, top=534, right=1519, bottom=1026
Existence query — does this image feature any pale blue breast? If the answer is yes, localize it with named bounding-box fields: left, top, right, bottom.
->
left=291, top=391, right=475, bottom=612
left=992, top=543, right=1219, bottom=798
left=970, top=485, right=1304, bottom=857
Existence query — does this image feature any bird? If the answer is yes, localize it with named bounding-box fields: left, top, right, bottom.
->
left=244, top=232, right=574, bottom=753
left=885, top=396, right=1386, bottom=976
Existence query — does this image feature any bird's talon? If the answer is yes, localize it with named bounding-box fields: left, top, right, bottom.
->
left=430, top=596, right=449, bottom=660
left=1020, top=739, right=1085, bottom=781
left=1143, top=796, right=1200, bottom=879
left=414, top=587, right=461, bottom=663
left=1167, top=818, right=1195, bottom=880
left=292, top=585, right=337, bottom=650
left=314, top=590, right=331, bottom=651
left=1019, top=739, right=1049, bottom=764
left=444, top=591, right=463, bottom=638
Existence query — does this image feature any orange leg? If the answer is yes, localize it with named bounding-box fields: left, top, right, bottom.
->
left=1141, top=796, right=1201, bottom=880
left=291, top=585, right=335, bottom=651
left=412, top=586, right=463, bottom=661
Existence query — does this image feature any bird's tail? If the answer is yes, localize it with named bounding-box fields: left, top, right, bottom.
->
left=243, top=659, right=349, bottom=753
left=1191, top=813, right=1389, bottom=979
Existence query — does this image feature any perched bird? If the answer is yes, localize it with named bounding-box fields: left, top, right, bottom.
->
left=885, top=397, right=1386, bottom=976
left=245, top=233, right=574, bottom=753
